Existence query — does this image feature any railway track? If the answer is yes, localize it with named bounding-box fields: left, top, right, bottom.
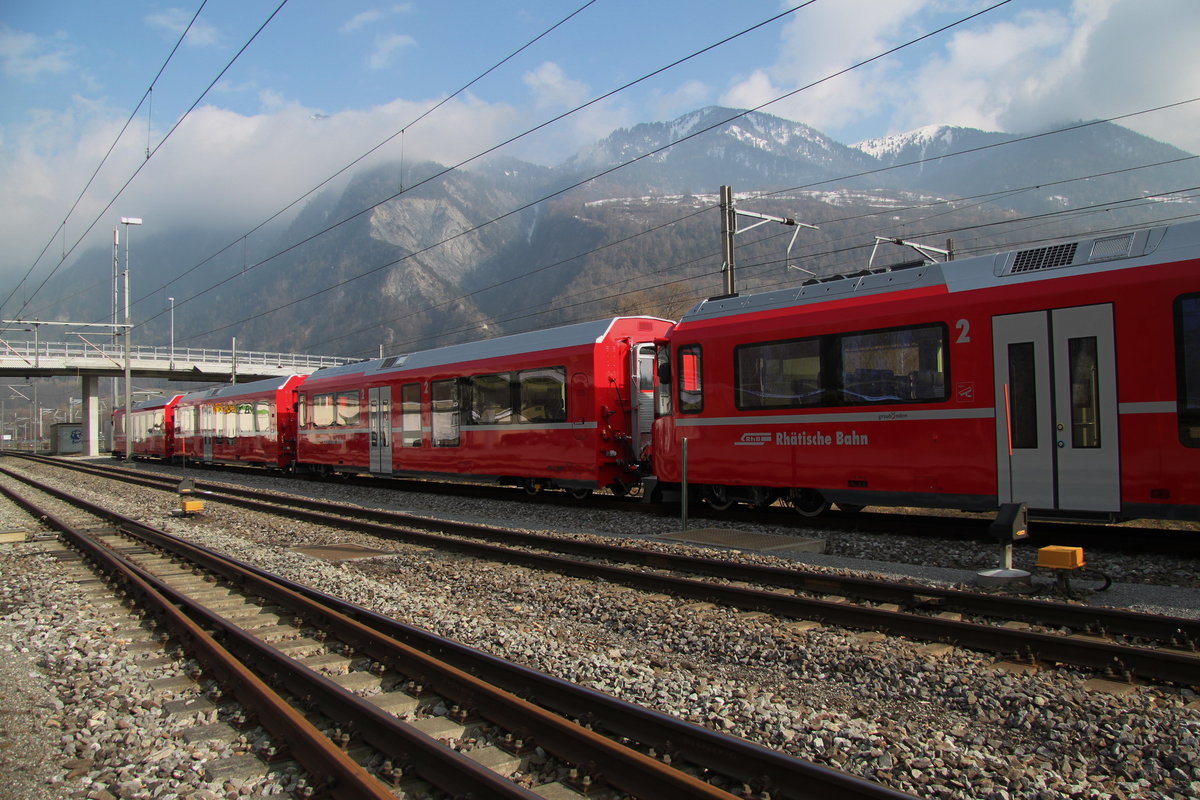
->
left=48, top=450, right=1200, bottom=556
left=8, top=455, right=1200, bottom=689
left=0, top=463, right=918, bottom=800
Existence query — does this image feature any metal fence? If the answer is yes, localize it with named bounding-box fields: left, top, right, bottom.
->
left=0, top=339, right=354, bottom=370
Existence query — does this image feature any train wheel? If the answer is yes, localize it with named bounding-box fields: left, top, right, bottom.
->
left=524, top=480, right=545, bottom=496
left=568, top=488, right=593, bottom=500
left=703, top=486, right=737, bottom=511
left=790, top=488, right=829, bottom=517
left=835, top=503, right=865, bottom=514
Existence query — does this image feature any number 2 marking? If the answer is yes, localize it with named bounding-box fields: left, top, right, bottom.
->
left=955, top=319, right=971, bottom=343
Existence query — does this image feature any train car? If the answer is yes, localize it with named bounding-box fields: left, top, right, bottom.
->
left=111, top=394, right=184, bottom=459
left=295, top=317, right=671, bottom=495
left=646, top=221, right=1200, bottom=522
left=174, top=375, right=306, bottom=469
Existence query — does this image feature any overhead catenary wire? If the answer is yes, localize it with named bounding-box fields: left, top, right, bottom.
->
left=129, top=1, right=823, bottom=333
left=162, top=0, right=1013, bottom=346
left=0, top=0, right=211, bottom=321
left=119, top=0, right=604, bottom=317
left=4, top=0, right=292, bottom=324
left=355, top=182, right=1200, bottom=360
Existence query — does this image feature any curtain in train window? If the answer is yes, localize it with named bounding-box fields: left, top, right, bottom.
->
left=470, top=373, right=513, bottom=424
left=336, top=392, right=361, bottom=427
left=517, top=367, right=566, bottom=422
left=310, top=394, right=335, bottom=427
left=223, top=405, right=238, bottom=438
left=736, top=338, right=822, bottom=409
left=238, top=403, right=256, bottom=435
left=838, top=325, right=946, bottom=404
left=677, top=345, right=703, bottom=413
left=255, top=401, right=273, bottom=434
left=401, top=383, right=422, bottom=446
left=431, top=379, right=460, bottom=447
left=1175, top=293, right=1200, bottom=447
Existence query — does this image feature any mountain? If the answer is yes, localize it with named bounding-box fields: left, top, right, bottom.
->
left=853, top=120, right=1199, bottom=215
left=562, top=106, right=880, bottom=195
left=32, top=107, right=1200, bottom=366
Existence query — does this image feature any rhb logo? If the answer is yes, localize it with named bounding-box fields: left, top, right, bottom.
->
left=736, top=432, right=772, bottom=446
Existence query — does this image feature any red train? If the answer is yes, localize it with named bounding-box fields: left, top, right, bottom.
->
left=113, top=220, right=1200, bottom=522
left=646, top=221, right=1200, bottom=521
left=115, top=317, right=670, bottom=497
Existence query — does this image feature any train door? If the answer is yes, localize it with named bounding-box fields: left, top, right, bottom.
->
left=201, top=405, right=214, bottom=461
left=992, top=304, right=1119, bottom=513
left=368, top=386, right=392, bottom=474
left=630, top=343, right=657, bottom=458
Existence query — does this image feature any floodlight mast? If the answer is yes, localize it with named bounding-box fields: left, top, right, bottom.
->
left=719, top=185, right=818, bottom=295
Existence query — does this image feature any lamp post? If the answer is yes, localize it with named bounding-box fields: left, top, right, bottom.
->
left=120, top=216, right=142, bottom=461
left=168, top=296, right=175, bottom=369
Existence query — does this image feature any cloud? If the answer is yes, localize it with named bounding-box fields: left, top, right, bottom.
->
left=341, top=4, right=415, bottom=34
left=0, top=24, right=72, bottom=79
left=368, top=33, right=416, bottom=69
left=651, top=79, right=714, bottom=121
left=523, top=62, right=590, bottom=110
left=721, top=0, right=926, bottom=132
left=727, top=0, right=1200, bottom=154
left=0, top=93, right=526, bottom=278
left=144, top=9, right=220, bottom=47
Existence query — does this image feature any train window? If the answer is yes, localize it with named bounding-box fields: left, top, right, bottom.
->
left=1007, top=342, right=1038, bottom=449
left=401, top=383, right=422, bottom=446
left=1175, top=293, right=1200, bottom=447
left=296, top=394, right=306, bottom=429
left=838, top=324, right=947, bottom=404
left=311, top=394, right=336, bottom=427
left=736, top=338, right=822, bottom=409
left=1068, top=337, right=1101, bottom=448
left=255, top=401, right=272, bottom=434
left=431, top=379, right=460, bottom=447
left=470, top=373, right=514, bottom=425
left=678, top=345, right=703, bottom=413
left=336, top=392, right=361, bottom=427
left=654, top=346, right=672, bottom=417
left=518, top=367, right=566, bottom=423
left=238, top=404, right=255, bottom=435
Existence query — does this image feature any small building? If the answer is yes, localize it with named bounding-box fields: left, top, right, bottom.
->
left=50, top=422, right=83, bottom=455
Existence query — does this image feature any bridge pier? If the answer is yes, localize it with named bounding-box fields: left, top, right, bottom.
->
left=80, top=375, right=102, bottom=457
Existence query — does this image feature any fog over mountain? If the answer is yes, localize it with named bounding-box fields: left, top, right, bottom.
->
left=34, top=107, right=1200, bottom=361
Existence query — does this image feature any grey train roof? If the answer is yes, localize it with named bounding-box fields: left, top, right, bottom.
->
left=127, top=394, right=181, bottom=412
left=177, top=375, right=298, bottom=403
left=308, top=317, right=670, bottom=381
left=683, top=220, right=1200, bottom=323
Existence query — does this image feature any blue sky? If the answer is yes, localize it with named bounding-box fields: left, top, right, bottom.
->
left=1, top=0, right=1198, bottom=284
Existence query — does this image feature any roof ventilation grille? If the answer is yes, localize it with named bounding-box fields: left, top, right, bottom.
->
left=1011, top=242, right=1078, bottom=274
left=1089, top=233, right=1135, bottom=261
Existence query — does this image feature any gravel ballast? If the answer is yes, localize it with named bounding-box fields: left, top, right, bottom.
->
left=1, top=458, right=1198, bottom=799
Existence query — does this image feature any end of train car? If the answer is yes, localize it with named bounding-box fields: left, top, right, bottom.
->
left=111, top=394, right=184, bottom=459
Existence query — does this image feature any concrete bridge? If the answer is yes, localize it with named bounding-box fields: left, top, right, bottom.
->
left=0, top=338, right=355, bottom=457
